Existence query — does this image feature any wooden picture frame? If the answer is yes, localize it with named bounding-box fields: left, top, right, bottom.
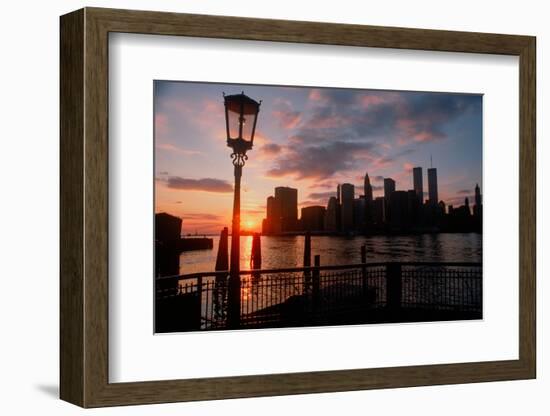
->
left=60, top=7, right=536, bottom=408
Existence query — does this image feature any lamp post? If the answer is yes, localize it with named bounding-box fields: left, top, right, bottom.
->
left=223, top=92, right=261, bottom=329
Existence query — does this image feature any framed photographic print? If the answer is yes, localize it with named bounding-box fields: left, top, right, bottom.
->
left=60, top=7, right=536, bottom=408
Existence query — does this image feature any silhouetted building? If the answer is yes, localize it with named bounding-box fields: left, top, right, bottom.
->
left=324, top=196, right=338, bottom=232
left=301, top=206, right=326, bottom=232
left=363, top=173, right=374, bottom=226
left=339, top=183, right=355, bottom=232
left=364, top=172, right=373, bottom=203
left=413, top=167, right=423, bottom=203
left=353, top=198, right=366, bottom=231
left=155, top=213, right=182, bottom=243
left=262, top=195, right=282, bottom=234
left=384, top=177, right=396, bottom=199
left=447, top=197, right=475, bottom=232
left=383, top=178, right=396, bottom=222
left=389, top=191, right=410, bottom=230
left=428, top=168, right=438, bottom=205
left=407, top=189, right=420, bottom=225
left=464, top=197, right=471, bottom=216
left=474, top=183, right=482, bottom=218
left=275, top=186, right=298, bottom=232
left=262, top=187, right=298, bottom=234
left=267, top=196, right=277, bottom=222
left=373, top=197, right=385, bottom=226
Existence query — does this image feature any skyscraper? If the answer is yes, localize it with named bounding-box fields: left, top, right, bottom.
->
left=383, top=178, right=396, bottom=200
left=300, top=206, right=326, bottom=232
left=407, top=189, right=420, bottom=225
left=372, top=197, right=385, bottom=225
left=389, top=191, right=409, bottom=229
left=274, top=186, right=298, bottom=232
left=383, top=178, right=396, bottom=223
left=363, top=172, right=374, bottom=227
left=262, top=195, right=281, bottom=234
left=474, top=183, right=482, bottom=218
left=324, top=196, right=338, bottom=232
left=413, top=167, right=423, bottom=203
left=427, top=168, right=438, bottom=205
left=353, top=197, right=366, bottom=231
left=364, top=172, right=373, bottom=202
left=340, top=183, right=355, bottom=232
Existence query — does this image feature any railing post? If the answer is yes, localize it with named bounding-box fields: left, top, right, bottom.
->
left=361, top=245, right=367, bottom=298
left=196, top=276, right=203, bottom=329
left=312, top=255, right=320, bottom=317
left=303, top=232, right=312, bottom=293
left=386, top=262, right=402, bottom=314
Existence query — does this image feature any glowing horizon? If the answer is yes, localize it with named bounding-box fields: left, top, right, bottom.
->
left=154, top=81, right=482, bottom=235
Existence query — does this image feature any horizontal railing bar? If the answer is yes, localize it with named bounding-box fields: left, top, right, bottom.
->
left=156, top=262, right=482, bottom=282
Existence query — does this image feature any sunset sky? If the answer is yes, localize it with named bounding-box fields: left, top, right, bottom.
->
left=154, top=81, right=482, bottom=235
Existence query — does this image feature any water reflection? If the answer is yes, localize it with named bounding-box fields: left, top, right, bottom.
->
left=179, top=233, right=482, bottom=275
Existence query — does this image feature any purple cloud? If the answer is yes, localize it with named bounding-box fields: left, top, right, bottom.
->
left=261, top=143, right=282, bottom=155
left=272, top=99, right=302, bottom=129
left=308, top=191, right=337, bottom=201
left=164, top=177, right=233, bottom=193
left=263, top=89, right=480, bottom=180
left=266, top=140, right=376, bottom=180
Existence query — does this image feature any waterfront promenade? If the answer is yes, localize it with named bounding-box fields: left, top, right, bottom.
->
left=155, top=259, right=482, bottom=332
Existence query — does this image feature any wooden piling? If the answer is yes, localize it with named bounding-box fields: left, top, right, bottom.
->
left=215, top=227, right=229, bottom=272
left=251, top=232, right=262, bottom=269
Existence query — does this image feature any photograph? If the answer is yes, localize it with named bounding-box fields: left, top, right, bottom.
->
left=154, top=81, right=483, bottom=333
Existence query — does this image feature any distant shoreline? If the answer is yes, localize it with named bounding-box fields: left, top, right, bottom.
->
left=185, top=230, right=483, bottom=238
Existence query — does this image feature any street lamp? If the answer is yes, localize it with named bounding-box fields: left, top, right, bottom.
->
left=223, top=92, right=261, bottom=328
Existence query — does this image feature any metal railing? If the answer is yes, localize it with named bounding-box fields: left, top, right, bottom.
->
left=155, top=262, right=482, bottom=332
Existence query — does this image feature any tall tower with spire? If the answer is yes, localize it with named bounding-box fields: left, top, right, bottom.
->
left=363, top=172, right=374, bottom=226
left=474, top=183, right=482, bottom=218
left=364, top=172, right=373, bottom=203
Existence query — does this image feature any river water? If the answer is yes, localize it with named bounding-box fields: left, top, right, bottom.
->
left=179, top=233, right=482, bottom=275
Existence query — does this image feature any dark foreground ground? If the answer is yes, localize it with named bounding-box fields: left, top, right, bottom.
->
left=156, top=287, right=481, bottom=333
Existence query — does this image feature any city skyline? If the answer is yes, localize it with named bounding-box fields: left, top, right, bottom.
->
left=155, top=81, right=482, bottom=234
left=260, top=165, right=482, bottom=236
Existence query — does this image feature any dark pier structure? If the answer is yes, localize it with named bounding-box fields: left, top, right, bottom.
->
left=154, top=213, right=215, bottom=332
left=155, top=213, right=213, bottom=277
